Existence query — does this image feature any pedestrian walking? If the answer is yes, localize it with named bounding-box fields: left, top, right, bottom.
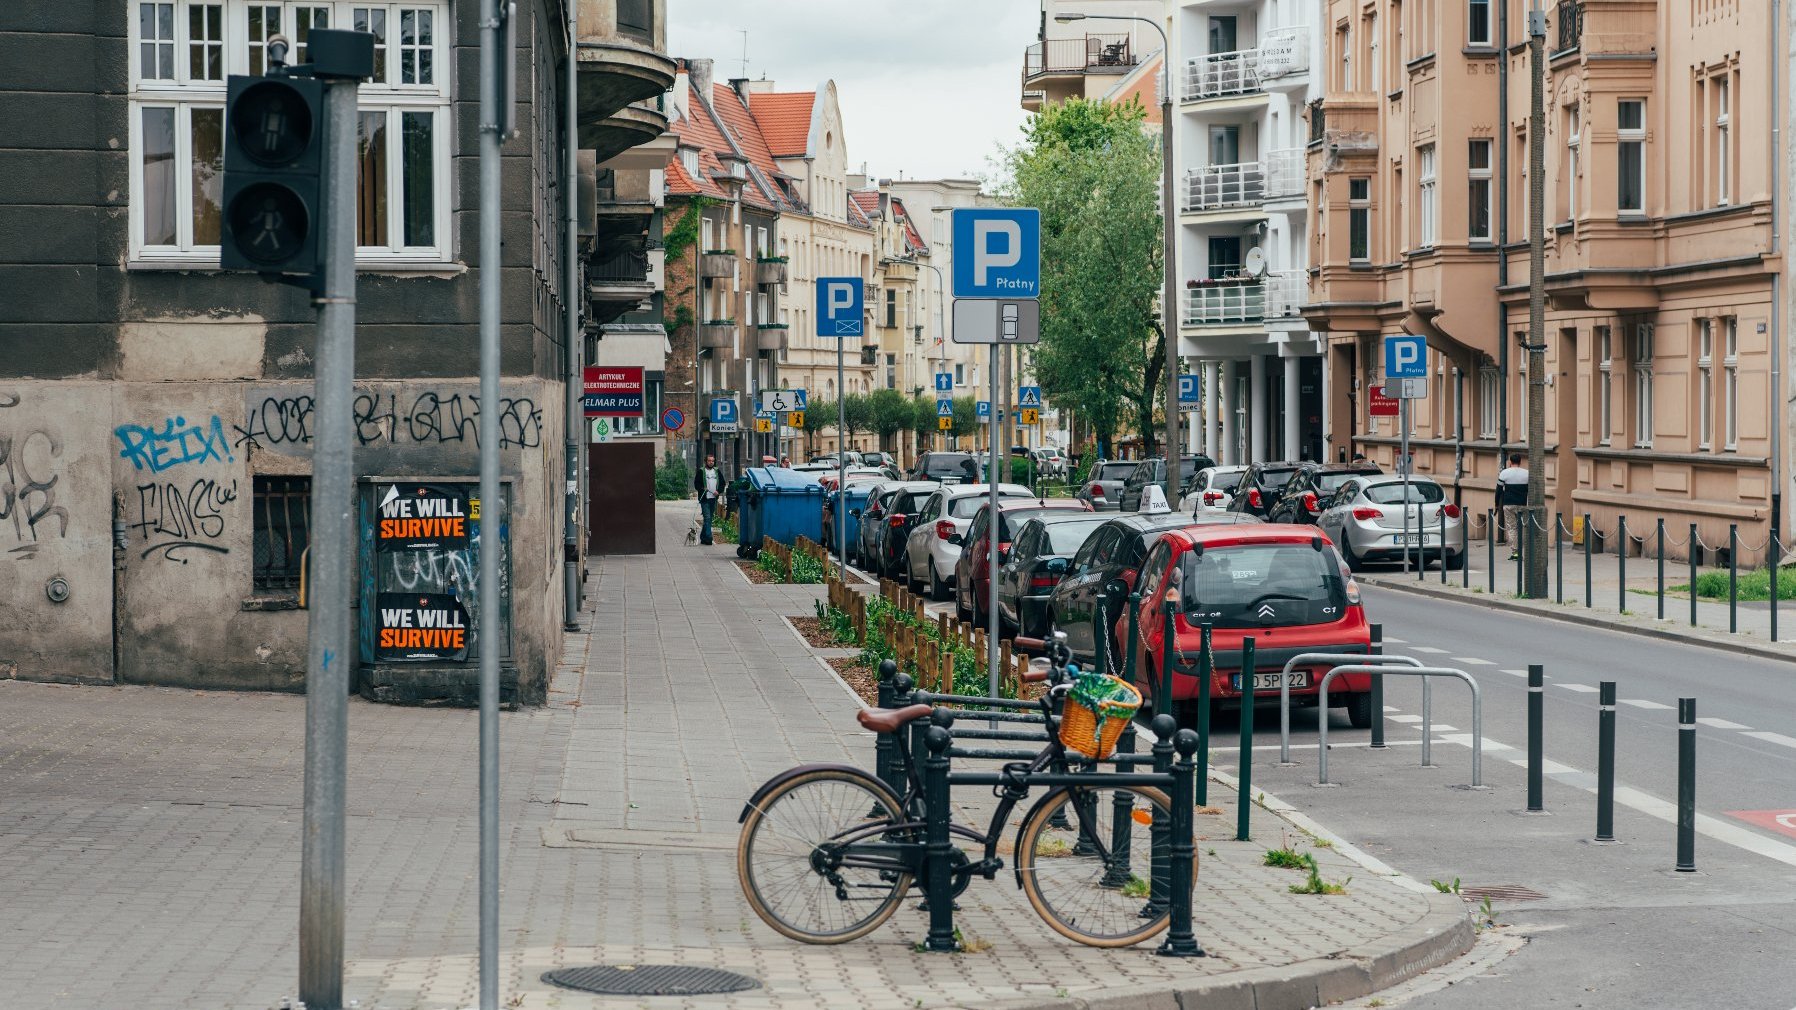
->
left=1497, top=452, right=1529, bottom=557
left=695, top=454, right=722, bottom=546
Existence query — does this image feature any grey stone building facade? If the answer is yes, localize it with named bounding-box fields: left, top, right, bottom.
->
left=0, top=1, right=673, bottom=701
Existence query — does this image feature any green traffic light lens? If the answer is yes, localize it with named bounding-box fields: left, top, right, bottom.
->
left=230, top=80, right=315, bottom=166
left=226, top=182, right=310, bottom=265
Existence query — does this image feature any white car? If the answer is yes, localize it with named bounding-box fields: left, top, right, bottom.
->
left=902, top=483, right=1034, bottom=599
left=1179, top=465, right=1248, bottom=513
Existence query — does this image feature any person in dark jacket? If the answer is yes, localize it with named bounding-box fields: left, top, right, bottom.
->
left=694, top=454, right=722, bottom=545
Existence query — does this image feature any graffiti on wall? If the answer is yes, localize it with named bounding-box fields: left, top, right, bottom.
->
left=1, top=393, right=70, bottom=560
left=128, top=477, right=239, bottom=562
left=115, top=415, right=235, bottom=473
left=235, top=390, right=544, bottom=452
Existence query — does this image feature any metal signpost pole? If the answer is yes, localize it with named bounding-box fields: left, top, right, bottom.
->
left=1401, top=397, right=1411, bottom=574
left=562, top=4, right=581, bottom=631
left=476, top=3, right=506, bottom=1006
left=838, top=337, right=847, bottom=561
left=298, top=64, right=358, bottom=1010
left=988, top=341, right=1002, bottom=698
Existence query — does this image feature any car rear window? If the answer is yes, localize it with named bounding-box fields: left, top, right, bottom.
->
left=1315, top=472, right=1369, bottom=494
left=1176, top=543, right=1347, bottom=629
left=924, top=454, right=974, bottom=475
left=1260, top=469, right=1300, bottom=489
left=1364, top=482, right=1446, bottom=504
left=997, top=507, right=1080, bottom=539
left=950, top=495, right=1014, bottom=519
left=1045, top=518, right=1106, bottom=552
left=1097, top=462, right=1136, bottom=480
left=1210, top=472, right=1245, bottom=492
left=1179, top=458, right=1200, bottom=480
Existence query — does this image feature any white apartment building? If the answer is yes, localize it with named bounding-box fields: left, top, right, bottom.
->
left=1176, top=0, right=1326, bottom=464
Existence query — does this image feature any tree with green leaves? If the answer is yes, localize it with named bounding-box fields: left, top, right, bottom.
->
left=997, top=98, right=1165, bottom=458
left=869, top=388, right=912, bottom=453
left=803, top=398, right=833, bottom=456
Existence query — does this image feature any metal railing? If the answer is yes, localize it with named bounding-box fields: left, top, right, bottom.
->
left=1556, top=1, right=1582, bottom=53
left=1265, top=270, right=1307, bottom=318
left=1023, top=33, right=1136, bottom=81
left=1182, top=283, right=1265, bottom=325
left=1184, top=161, right=1265, bottom=211
left=1308, top=99, right=1327, bottom=145
left=589, top=250, right=648, bottom=282
left=1265, top=148, right=1305, bottom=198
left=253, top=475, right=311, bottom=591
left=1318, top=665, right=1484, bottom=787
left=1183, top=48, right=1263, bottom=102
left=1277, top=652, right=1425, bottom=764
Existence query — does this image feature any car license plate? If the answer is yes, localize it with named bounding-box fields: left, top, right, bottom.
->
left=1230, top=671, right=1309, bottom=692
left=1391, top=534, right=1422, bottom=545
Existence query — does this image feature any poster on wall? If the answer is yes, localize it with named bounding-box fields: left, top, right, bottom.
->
left=376, top=483, right=473, bottom=552
left=375, top=592, right=472, bottom=661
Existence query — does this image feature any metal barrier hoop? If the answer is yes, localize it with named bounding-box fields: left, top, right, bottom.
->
left=1316, top=665, right=1483, bottom=787
left=1277, top=652, right=1426, bottom=765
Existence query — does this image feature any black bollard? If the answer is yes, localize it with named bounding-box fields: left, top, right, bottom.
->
left=1093, top=596, right=1109, bottom=677
left=1583, top=513, right=1593, bottom=608
left=1157, top=728, right=1206, bottom=958
left=1369, top=623, right=1385, bottom=749
left=1554, top=511, right=1565, bottom=604
left=1596, top=682, right=1616, bottom=842
left=1689, top=524, right=1699, bottom=627
left=1237, top=636, right=1255, bottom=842
left=1526, top=664, right=1544, bottom=813
left=1160, top=599, right=1177, bottom=718
left=1487, top=509, right=1497, bottom=593
left=1143, top=713, right=1175, bottom=918
left=1440, top=505, right=1449, bottom=584
left=1101, top=724, right=1137, bottom=888
left=1617, top=515, right=1628, bottom=614
left=1773, top=536, right=1782, bottom=643
left=1656, top=518, right=1666, bottom=621
left=1676, top=698, right=1696, bottom=872
left=922, top=717, right=959, bottom=950
left=1728, top=524, right=1739, bottom=634
left=1195, top=623, right=1213, bottom=806
left=874, top=659, right=899, bottom=793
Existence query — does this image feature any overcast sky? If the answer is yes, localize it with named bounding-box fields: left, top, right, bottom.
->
left=667, top=0, right=1038, bottom=184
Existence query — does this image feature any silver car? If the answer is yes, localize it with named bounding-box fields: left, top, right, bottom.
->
left=1076, top=460, right=1139, bottom=511
left=1178, top=465, right=1248, bottom=513
left=1315, top=474, right=1468, bottom=572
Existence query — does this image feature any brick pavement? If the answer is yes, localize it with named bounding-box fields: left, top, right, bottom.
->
left=0, top=503, right=1468, bottom=1009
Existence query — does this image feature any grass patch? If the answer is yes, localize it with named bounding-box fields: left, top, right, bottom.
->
left=1034, top=837, right=1073, bottom=858
left=1673, top=567, right=1796, bottom=602
left=1263, top=847, right=1311, bottom=870
left=1120, top=875, right=1150, bottom=898
left=1289, top=865, right=1350, bottom=895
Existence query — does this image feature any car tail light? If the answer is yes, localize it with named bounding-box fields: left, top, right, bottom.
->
left=1345, top=578, right=1362, bottom=605
left=1089, top=483, right=1105, bottom=498
left=1442, top=503, right=1462, bottom=519
left=1203, top=491, right=1223, bottom=505
left=935, top=520, right=955, bottom=540
left=1030, top=575, right=1058, bottom=588
left=1352, top=507, right=1383, bottom=521
left=1247, top=488, right=1263, bottom=509
left=1302, top=492, right=1319, bottom=513
left=889, top=513, right=907, bottom=527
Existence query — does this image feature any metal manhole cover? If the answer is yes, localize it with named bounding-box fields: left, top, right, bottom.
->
left=1459, top=884, right=1548, bottom=903
left=542, top=964, right=761, bottom=996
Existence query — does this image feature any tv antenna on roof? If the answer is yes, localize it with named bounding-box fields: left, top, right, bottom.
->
left=737, top=30, right=750, bottom=80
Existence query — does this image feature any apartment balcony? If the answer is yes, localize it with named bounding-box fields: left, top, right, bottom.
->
left=1021, top=34, right=1137, bottom=110
left=699, top=251, right=735, bottom=279
left=588, top=251, right=654, bottom=325
left=1182, top=49, right=1263, bottom=103
left=698, top=321, right=737, bottom=350
left=1307, top=97, right=1379, bottom=160
left=754, top=323, right=788, bottom=353
left=1182, top=282, right=1265, bottom=326
left=1264, top=149, right=1305, bottom=200
left=755, top=257, right=788, bottom=286
left=584, top=93, right=668, bottom=164
left=577, top=0, right=676, bottom=132
left=1265, top=270, right=1307, bottom=320
left=1256, top=25, right=1312, bottom=90
left=1554, top=1, right=1583, bottom=55
left=1184, top=162, right=1265, bottom=213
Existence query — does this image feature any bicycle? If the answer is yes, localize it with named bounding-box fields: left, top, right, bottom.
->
left=735, top=638, right=1188, bottom=947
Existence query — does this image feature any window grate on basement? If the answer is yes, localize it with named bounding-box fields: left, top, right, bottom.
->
left=253, top=475, right=311, bottom=592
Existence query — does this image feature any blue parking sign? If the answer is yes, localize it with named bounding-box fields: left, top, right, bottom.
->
left=816, top=276, right=864, bottom=338
left=951, top=208, right=1040, bottom=298
left=976, top=401, right=991, bottom=417
left=1384, top=334, right=1428, bottom=379
left=709, top=397, right=737, bottom=424
left=1178, top=374, right=1199, bottom=404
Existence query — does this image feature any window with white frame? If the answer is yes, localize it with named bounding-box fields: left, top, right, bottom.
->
left=1617, top=99, right=1645, bottom=214
left=1477, top=366, right=1500, bottom=438
left=129, top=0, right=450, bottom=263
left=1564, top=104, right=1580, bottom=221
left=1697, top=319, right=1714, bottom=449
left=1723, top=317, right=1738, bottom=450
left=613, top=378, right=664, bottom=435
left=1714, top=74, right=1732, bottom=206
left=1417, top=145, right=1437, bottom=247
left=1348, top=177, right=1371, bottom=261
left=1468, top=138, right=1492, bottom=241
left=1631, top=323, right=1654, bottom=448
left=1595, top=325, right=1612, bottom=445
left=1467, top=0, right=1492, bottom=46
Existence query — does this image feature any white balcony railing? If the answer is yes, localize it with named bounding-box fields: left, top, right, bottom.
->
left=1183, top=48, right=1263, bottom=102
left=1184, top=161, right=1266, bottom=212
left=1265, top=149, right=1305, bottom=199
left=1182, top=283, right=1266, bottom=325
left=1265, top=270, right=1307, bottom=318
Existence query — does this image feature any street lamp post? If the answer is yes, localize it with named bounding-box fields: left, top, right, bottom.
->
left=1058, top=12, right=1179, bottom=504
left=1523, top=1, right=1548, bottom=598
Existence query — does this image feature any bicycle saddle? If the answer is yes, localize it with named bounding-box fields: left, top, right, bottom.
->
left=856, top=703, right=933, bottom=734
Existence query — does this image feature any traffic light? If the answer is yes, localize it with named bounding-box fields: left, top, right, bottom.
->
left=221, top=72, right=324, bottom=282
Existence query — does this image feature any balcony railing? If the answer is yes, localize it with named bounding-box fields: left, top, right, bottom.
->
left=1265, top=270, right=1306, bottom=318
left=1308, top=98, right=1326, bottom=145
left=590, top=251, right=649, bottom=283
left=1265, top=149, right=1304, bottom=199
left=755, top=257, right=788, bottom=286
left=1023, top=34, right=1136, bottom=81
left=617, top=0, right=654, bottom=45
left=1183, top=49, right=1262, bottom=102
left=1182, top=283, right=1265, bottom=326
left=1184, top=161, right=1266, bottom=212
left=1556, top=1, right=1582, bottom=53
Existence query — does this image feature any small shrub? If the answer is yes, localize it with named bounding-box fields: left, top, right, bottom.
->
left=654, top=452, right=691, bottom=500
left=1263, top=848, right=1310, bottom=870
left=789, top=552, right=825, bottom=584
left=1120, top=875, right=1150, bottom=898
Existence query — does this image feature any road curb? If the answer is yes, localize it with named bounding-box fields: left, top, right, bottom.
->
left=1357, top=573, right=1796, bottom=663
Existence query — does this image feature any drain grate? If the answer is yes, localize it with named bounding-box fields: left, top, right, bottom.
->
left=542, top=964, right=761, bottom=997
left=1458, top=884, right=1548, bottom=903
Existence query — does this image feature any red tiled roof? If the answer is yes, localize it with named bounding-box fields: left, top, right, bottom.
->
left=707, top=84, right=790, bottom=212
left=890, top=197, right=927, bottom=253
left=748, top=92, right=816, bottom=158
left=662, top=77, right=793, bottom=212
left=848, top=191, right=879, bottom=219
left=664, top=154, right=707, bottom=197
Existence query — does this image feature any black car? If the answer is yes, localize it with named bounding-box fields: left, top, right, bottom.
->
left=910, top=451, right=978, bottom=484
left=1226, top=461, right=1307, bottom=519
left=1117, top=456, right=1215, bottom=512
left=858, top=481, right=940, bottom=577
left=1264, top=462, right=1385, bottom=525
left=1047, top=511, right=1260, bottom=666
left=851, top=481, right=909, bottom=569
left=995, top=513, right=1110, bottom=638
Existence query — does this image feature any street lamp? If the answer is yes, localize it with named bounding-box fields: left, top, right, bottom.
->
left=1056, top=11, right=1180, bottom=504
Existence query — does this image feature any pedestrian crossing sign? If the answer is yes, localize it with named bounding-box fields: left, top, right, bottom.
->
left=937, top=399, right=955, bottom=417
left=1019, top=386, right=1042, bottom=408
left=938, top=416, right=954, bottom=431
left=1019, top=408, right=1039, bottom=426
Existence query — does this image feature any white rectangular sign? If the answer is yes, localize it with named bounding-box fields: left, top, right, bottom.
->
left=1394, top=377, right=1428, bottom=399
left=952, top=298, right=1041, bottom=345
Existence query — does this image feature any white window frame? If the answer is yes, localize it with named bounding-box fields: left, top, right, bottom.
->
left=1417, top=145, right=1437, bottom=248
left=1348, top=176, right=1371, bottom=262
left=1632, top=323, right=1655, bottom=448
left=127, top=0, right=452, bottom=266
left=1467, top=0, right=1492, bottom=46
left=1697, top=319, right=1713, bottom=450
left=1565, top=104, right=1580, bottom=222
left=1595, top=325, right=1612, bottom=446
left=1723, top=317, right=1738, bottom=450
left=1467, top=138, right=1493, bottom=241
left=1478, top=366, right=1500, bottom=438
left=1715, top=75, right=1731, bottom=207
left=1617, top=99, right=1645, bottom=215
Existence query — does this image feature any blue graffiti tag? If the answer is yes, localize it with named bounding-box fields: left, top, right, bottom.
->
left=115, top=415, right=235, bottom=473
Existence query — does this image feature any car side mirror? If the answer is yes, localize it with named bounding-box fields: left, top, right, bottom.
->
left=1047, top=557, right=1070, bottom=574
left=849, top=509, right=862, bottom=518
left=947, top=533, right=964, bottom=546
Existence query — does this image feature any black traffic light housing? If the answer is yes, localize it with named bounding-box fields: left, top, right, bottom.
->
left=221, top=72, right=325, bottom=284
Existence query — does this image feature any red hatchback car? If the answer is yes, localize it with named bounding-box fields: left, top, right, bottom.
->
left=1126, top=523, right=1375, bottom=727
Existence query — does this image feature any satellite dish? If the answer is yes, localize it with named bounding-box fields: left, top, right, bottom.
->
left=1243, top=247, right=1267, bottom=278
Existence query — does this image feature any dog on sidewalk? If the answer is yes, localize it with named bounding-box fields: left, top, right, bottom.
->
left=685, top=517, right=700, bottom=546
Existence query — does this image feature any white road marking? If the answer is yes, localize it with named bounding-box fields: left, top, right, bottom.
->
left=1619, top=699, right=1673, bottom=710
left=1556, top=683, right=1599, bottom=693
left=1500, top=668, right=1530, bottom=677
left=1452, top=657, right=1495, bottom=666
left=1697, top=717, right=1751, bottom=730
left=1427, top=724, right=1459, bottom=733
left=1384, top=637, right=1408, bottom=644
left=1389, top=714, right=1423, bottom=724
left=1742, top=731, right=1796, bottom=750
left=1383, top=705, right=1401, bottom=713
left=1410, top=646, right=1448, bottom=654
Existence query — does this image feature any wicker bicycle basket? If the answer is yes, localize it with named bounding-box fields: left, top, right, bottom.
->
left=1057, top=674, right=1142, bottom=760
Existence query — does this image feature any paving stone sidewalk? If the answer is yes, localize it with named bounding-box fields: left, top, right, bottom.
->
left=0, top=502, right=1469, bottom=1010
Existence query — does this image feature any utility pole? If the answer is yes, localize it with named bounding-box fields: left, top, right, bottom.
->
left=562, top=0, right=581, bottom=631
left=1524, top=2, right=1549, bottom=598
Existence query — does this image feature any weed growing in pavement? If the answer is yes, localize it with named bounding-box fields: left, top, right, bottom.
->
left=1430, top=877, right=1462, bottom=894
left=1367, top=999, right=1386, bottom=1008
left=1289, top=864, right=1350, bottom=895
left=1263, top=847, right=1310, bottom=870
left=1206, top=847, right=1217, bottom=857
left=1120, top=875, right=1150, bottom=899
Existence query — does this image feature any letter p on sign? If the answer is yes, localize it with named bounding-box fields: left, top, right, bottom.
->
left=1384, top=334, right=1427, bottom=379
left=973, top=220, right=1020, bottom=286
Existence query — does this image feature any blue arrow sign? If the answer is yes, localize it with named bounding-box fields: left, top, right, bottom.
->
left=1384, top=334, right=1428, bottom=379
left=1177, top=374, right=1199, bottom=404
left=816, top=276, right=864, bottom=338
left=951, top=208, right=1041, bottom=298
left=976, top=400, right=992, bottom=418
left=709, top=397, right=738, bottom=424
left=937, top=398, right=955, bottom=418
left=934, top=372, right=953, bottom=393
left=1018, top=386, right=1042, bottom=408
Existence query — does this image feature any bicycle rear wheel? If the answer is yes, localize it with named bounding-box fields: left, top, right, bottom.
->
left=1014, top=783, right=1181, bottom=947
left=737, top=768, right=914, bottom=944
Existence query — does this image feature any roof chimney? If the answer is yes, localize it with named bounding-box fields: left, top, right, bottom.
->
left=687, top=57, right=714, bottom=103
left=729, top=77, right=751, bottom=102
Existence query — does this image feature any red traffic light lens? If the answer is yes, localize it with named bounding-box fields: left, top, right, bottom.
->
left=226, top=182, right=311, bottom=265
left=230, top=80, right=315, bottom=166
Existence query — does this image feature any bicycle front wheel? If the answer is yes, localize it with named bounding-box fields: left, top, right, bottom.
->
left=1015, top=783, right=1183, bottom=947
left=737, top=768, right=914, bottom=944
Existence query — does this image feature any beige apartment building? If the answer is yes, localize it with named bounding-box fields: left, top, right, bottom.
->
left=1304, top=0, right=1782, bottom=557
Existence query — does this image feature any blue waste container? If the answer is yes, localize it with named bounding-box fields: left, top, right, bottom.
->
left=827, top=484, right=875, bottom=562
left=738, top=467, right=823, bottom=557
